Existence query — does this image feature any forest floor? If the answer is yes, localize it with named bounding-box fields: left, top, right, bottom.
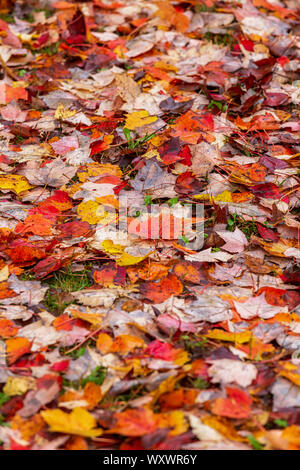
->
left=0, top=0, right=299, bottom=451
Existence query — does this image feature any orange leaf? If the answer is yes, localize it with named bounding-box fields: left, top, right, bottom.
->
left=127, top=261, right=170, bottom=282
left=15, top=214, right=54, bottom=237
left=0, top=281, right=17, bottom=300
left=237, top=338, right=275, bottom=360
left=170, top=110, right=214, bottom=144
left=110, top=334, right=145, bottom=354
left=0, top=318, right=18, bottom=338
left=145, top=66, right=172, bottom=82
left=83, top=382, right=102, bottom=410
left=156, top=0, right=190, bottom=33
left=6, top=337, right=31, bottom=365
left=53, top=314, right=74, bottom=331
left=0, top=83, right=28, bottom=105
left=39, top=190, right=73, bottom=213
left=282, top=426, right=300, bottom=448
left=159, top=388, right=198, bottom=411
left=140, top=273, right=183, bottom=303
left=65, top=436, right=88, bottom=450
left=58, top=390, right=82, bottom=405
left=10, top=414, right=45, bottom=441
left=224, top=162, right=267, bottom=185
left=174, top=261, right=206, bottom=284
left=7, top=240, right=47, bottom=264
left=96, top=333, right=113, bottom=354
left=156, top=410, right=188, bottom=436
left=93, top=262, right=126, bottom=287
left=110, top=408, right=157, bottom=436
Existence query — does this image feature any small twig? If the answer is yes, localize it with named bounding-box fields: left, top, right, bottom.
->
left=64, top=325, right=103, bottom=355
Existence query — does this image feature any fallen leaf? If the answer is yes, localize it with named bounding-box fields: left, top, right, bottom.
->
left=234, top=293, right=287, bottom=319
left=110, top=408, right=157, bottom=436
left=41, top=407, right=103, bottom=437
left=140, top=273, right=183, bottom=304
left=3, top=376, right=36, bottom=396
left=125, top=111, right=157, bottom=130
left=6, top=337, right=31, bottom=365
left=212, top=387, right=252, bottom=419
left=0, top=175, right=32, bottom=195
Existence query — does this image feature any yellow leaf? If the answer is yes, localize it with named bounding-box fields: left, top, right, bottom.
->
left=150, top=135, right=165, bottom=147
left=100, top=239, right=151, bottom=266
left=282, top=426, right=300, bottom=447
left=65, top=181, right=82, bottom=197
left=205, top=329, right=252, bottom=344
left=113, top=45, right=125, bottom=58
left=258, top=240, right=295, bottom=258
left=77, top=163, right=122, bottom=183
left=214, top=190, right=233, bottom=203
left=194, top=190, right=233, bottom=203
left=68, top=308, right=102, bottom=328
left=154, top=61, right=178, bottom=72
left=116, top=252, right=150, bottom=266
left=12, top=81, right=28, bottom=88
left=54, top=103, right=77, bottom=120
left=3, top=376, right=36, bottom=396
left=274, top=110, right=291, bottom=122
left=77, top=200, right=102, bottom=224
left=157, top=410, right=188, bottom=436
left=125, top=111, right=157, bottom=130
left=279, top=370, right=300, bottom=387
left=41, top=407, right=103, bottom=437
left=94, top=206, right=118, bottom=226
left=101, top=239, right=124, bottom=257
left=96, top=195, right=119, bottom=209
left=0, top=175, right=32, bottom=195
left=193, top=193, right=211, bottom=201
left=248, top=34, right=264, bottom=42
left=151, top=375, right=182, bottom=403
left=0, top=265, right=9, bottom=282
left=174, top=349, right=189, bottom=366
left=141, top=149, right=161, bottom=160
left=124, top=358, right=145, bottom=376
left=277, top=362, right=300, bottom=387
